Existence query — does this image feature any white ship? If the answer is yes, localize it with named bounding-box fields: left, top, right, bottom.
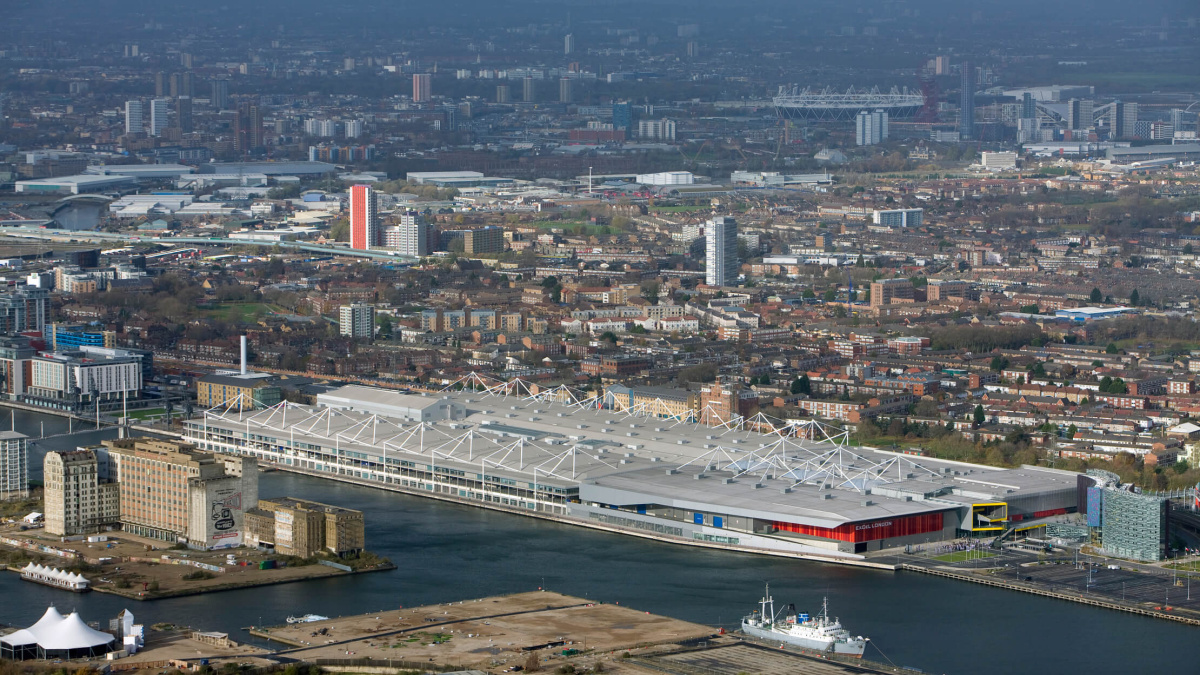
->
left=741, top=584, right=867, bottom=657
left=286, top=614, right=329, bottom=624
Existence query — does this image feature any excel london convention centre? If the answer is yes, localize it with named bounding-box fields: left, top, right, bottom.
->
left=184, top=384, right=1079, bottom=561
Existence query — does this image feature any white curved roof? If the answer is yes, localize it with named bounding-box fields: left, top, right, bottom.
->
left=1, top=629, right=38, bottom=647
left=0, top=606, right=113, bottom=650
left=21, top=564, right=89, bottom=586
left=38, top=613, right=114, bottom=650
left=29, top=606, right=66, bottom=634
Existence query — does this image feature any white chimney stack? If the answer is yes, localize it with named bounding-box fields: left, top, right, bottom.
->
left=240, top=336, right=247, bottom=375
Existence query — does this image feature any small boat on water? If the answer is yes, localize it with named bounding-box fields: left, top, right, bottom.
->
left=286, top=614, right=329, bottom=624
left=741, top=584, right=866, bottom=657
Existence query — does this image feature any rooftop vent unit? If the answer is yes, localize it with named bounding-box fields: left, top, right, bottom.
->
left=677, top=439, right=689, bottom=445
left=505, top=413, right=516, bottom=418
left=780, top=487, right=793, bottom=494
left=619, top=459, right=631, bottom=465
left=624, top=452, right=636, bottom=458
left=650, top=457, right=661, bottom=462
left=753, top=483, right=764, bottom=490
left=666, top=469, right=679, bottom=475
left=861, top=500, right=873, bottom=507
left=722, top=478, right=734, bottom=484
left=557, top=413, right=565, bottom=418
left=694, top=473, right=706, bottom=480
left=823, top=493, right=834, bottom=500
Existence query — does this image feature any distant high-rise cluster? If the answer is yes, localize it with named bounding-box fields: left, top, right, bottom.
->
left=639, top=118, right=676, bottom=141
left=123, top=100, right=142, bottom=135
left=855, top=109, right=888, bottom=146
left=705, top=216, right=738, bottom=287
left=350, top=184, right=379, bottom=251
left=959, top=61, right=974, bottom=140
left=210, top=80, right=229, bottom=110
left=413, top=73, right=432, bottom=102
left=149, top=98, right=169, bottom=137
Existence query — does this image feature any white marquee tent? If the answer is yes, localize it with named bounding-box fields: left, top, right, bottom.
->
left=0, top=606, right=116, bottom=660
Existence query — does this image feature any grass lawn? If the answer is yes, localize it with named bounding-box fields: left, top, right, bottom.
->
left=1112, top=338, right=1200, bottom=355
left=934, top=550, right=996, bottom=563
left=200, top=302, right=279, bottom=323
left=529, top=220, right=616, bottom=235
left=1164, top=560, right=1200, bottom=573
left=126, top=407, right=166, bottom=420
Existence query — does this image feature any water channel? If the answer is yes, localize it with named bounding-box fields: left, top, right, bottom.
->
left=5, top=413, right=1196, bottom=674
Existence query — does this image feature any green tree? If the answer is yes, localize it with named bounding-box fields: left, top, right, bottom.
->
left=790, top=377, right=804, bottom=395
left=1105, top=343, right=1119, bottom=354
left=376, top=314, right=393, bottom=338
left=1066, top=424, right=1078, bottom=438
left=973, top=404, right=985, bottom=426
left=329, top=218, right=350, bottom=242
left=760, top=372, right=771, bottom=385
left=797, top=375, right=812, bottom=395
left=640, top=281, right=660, bottom=304
left=1020, top=304, right=1040, bottom=314
left=1100, top=375, right=1113, bottom=391
left=599, top=331, right=618, bottom=344
left=990, top=356, right=1009, bottom=372
left=1129, top=289, right=1140, bottom=306
left=1090, top=287, right=1103, bottom=303
left=541, top=275, right=559, bottom=288
left=823, top=288, right=837, bottom=303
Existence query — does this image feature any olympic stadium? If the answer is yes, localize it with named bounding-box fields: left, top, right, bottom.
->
left=773, top=86, right=925, bottom=121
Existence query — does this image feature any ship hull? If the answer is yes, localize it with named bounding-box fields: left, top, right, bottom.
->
left=741, top=622, right=865, bottom=657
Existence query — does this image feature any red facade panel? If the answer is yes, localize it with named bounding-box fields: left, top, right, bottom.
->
left=772, top=512, right=944, bottom=543
left=350, top=184, right=371, bottom=250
